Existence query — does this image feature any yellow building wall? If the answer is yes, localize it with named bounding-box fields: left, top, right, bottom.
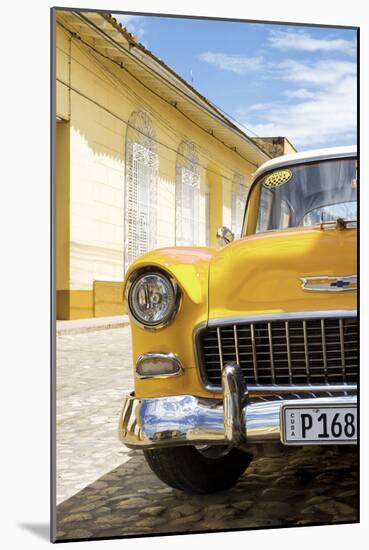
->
left=206, top=162, right=223, bottom=248
left=94, top=281, right=125, bottom=317
left=55, top=16, right=261, bottom=319
left=284, top=139, right=297, bottom=155
left=56, top=120, right=70, bottom=319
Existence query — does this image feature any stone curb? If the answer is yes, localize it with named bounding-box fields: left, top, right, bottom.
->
left=56, top=316, right=130, bottom=336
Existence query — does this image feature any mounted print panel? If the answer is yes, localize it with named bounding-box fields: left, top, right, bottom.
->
left=51, top=6, right=358, bottom=543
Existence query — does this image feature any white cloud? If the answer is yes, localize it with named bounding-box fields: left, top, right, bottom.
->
left=243, top=75, right=357, bottom=148
left=199, top=50, right=357, bottom=148
left=268, top=29, right=356, bottom=56
left=199, top=52, right=356, bottom=86
left=113, top=14, right=146, bottom=41
left=282, top=88, right=315, bottom=99
left=246, top=102, right=277, bottom=111
left=271, top=59, right=356, bottom=87
left=198, top=52, right=263, bottom=74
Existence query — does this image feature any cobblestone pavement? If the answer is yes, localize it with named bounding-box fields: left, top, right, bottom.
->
left=56, top=446, right=357, bottom=540
left=56, top=326, right=133, bottom=503
left=56, top=326, right=358, bottom=540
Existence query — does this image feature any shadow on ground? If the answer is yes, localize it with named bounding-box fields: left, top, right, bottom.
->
left=56, top=445, right=357, bottom=540
left=18, top=523, right=50, bottom=541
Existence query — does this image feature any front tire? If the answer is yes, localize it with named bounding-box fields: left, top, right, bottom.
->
left=143, top=445, right=252, bottom=494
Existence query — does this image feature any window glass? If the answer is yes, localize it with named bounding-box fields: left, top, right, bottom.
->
left=249, top=158, right=357, bottom=234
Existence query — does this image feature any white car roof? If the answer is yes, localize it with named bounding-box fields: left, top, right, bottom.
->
left=252, top=145, right=357, bottom=182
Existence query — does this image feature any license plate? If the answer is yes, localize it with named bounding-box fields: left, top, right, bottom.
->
left=281, top=404, right=357, bottom=445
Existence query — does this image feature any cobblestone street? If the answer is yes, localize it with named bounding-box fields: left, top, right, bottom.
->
left=56, top=325, right=133, bottom=503
left=56, top=326, right=358, bottom=541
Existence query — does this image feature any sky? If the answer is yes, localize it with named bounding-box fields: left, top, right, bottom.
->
left=113, top=13, right=357, bottom=151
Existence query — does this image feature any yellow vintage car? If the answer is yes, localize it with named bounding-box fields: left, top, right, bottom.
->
left=119, top=146, right=357, bottom=493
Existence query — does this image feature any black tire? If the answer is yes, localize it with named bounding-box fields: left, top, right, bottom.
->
left=143, top=445, right=253, bottom=494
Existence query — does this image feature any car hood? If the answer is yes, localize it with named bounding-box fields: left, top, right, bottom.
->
left=208, top=227, right=357, bottom=320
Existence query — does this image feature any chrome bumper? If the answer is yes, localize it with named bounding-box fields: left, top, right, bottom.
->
left=119, top=364, right=357, bottom=449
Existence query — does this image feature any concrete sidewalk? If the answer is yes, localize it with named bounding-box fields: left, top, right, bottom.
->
left=56, top=315, right=130, bottom=335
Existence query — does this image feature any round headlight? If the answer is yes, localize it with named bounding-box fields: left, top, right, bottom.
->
left=128, top=271, right=179, bottom=327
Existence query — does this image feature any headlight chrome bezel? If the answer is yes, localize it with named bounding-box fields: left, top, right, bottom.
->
left=126, top=268, right=181, bottom=330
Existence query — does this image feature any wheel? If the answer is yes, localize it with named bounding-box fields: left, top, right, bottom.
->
left=143, top=445, right=253, bottom=494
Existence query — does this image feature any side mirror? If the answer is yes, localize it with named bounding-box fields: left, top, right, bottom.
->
left=217, top=226, right=234, bottom=245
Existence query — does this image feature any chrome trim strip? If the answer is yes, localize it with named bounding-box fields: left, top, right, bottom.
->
left=268, top=322, right=276, bottom=384
left=118, top=391, right=357, bottom=449
left=285, top=321, right=293, bottom=384
left=339, top=319, right=347, bottom=383
left=207, top=310, right=357, bottom=328
left=321, top=319, right=328, bottom=384
left=302, top=320, right=310, bottom=383
left=136, top=352, right=183, bottom=379
left=233, top=324, right=240, bottom=365
left=247, top=384, right=357, bottom=392
left=216, top=327, right=224, bottom=369
left=250, top=323, right=259, bottom=383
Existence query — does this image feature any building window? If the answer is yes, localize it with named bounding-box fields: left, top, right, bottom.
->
left=125, top=111, right=158, bottom=271
left=231, top=173, right=247, bottom=238
left=175, top=140, right=200, bottom=246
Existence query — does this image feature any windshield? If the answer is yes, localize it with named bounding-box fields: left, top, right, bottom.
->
left=247, top=158, right=357, bottom=234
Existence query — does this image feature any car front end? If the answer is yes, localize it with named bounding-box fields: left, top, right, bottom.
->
left=118, top=146, right=357, bottom=493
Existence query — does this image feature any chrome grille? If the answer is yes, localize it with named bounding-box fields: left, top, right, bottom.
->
left=197, top=316, right=357, bottom=388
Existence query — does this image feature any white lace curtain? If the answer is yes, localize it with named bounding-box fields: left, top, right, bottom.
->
left=125, top=111, right=158, bottom=271
left=175, top=140, right=200, bottom=246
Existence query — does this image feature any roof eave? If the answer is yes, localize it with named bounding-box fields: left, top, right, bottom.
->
left=101, top=12, right=271, bottom=163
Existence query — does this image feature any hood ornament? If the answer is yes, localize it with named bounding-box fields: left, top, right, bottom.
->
left=300, top=275, right=357, bottom=292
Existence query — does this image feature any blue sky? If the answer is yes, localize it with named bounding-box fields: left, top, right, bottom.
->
left=113, top=14, right=357, bottom=151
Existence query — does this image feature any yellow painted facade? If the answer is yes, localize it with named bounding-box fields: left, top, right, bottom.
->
left=55, top=11, right=271, bottom=319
